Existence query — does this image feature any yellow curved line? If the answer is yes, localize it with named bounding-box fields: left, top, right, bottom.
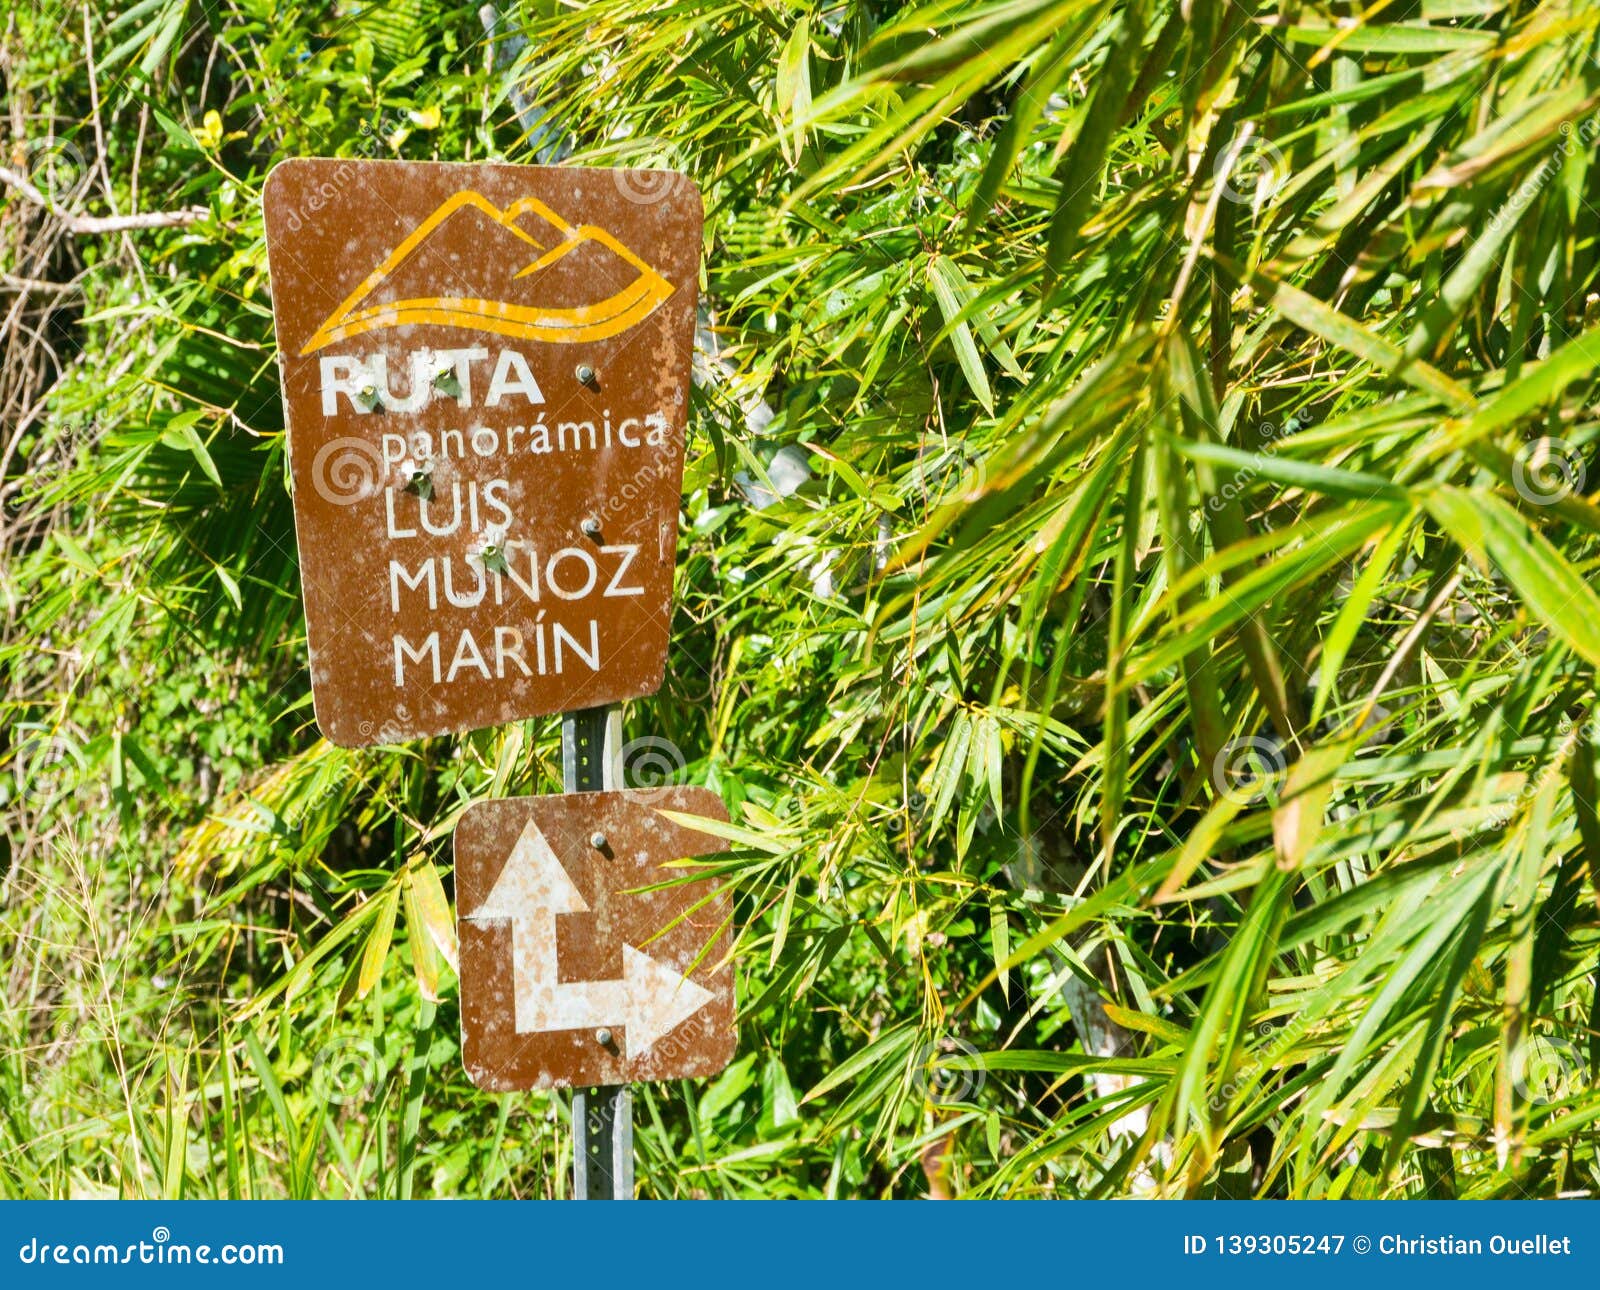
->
left=511, top=224, right=656, bottom=281
left=300, top=189, right=674, bottom=355
left=339, top=275, right=662, bottom=332
left=308, top=276, right=673, bottom=349
left=501, top=195, right=574, bottom=246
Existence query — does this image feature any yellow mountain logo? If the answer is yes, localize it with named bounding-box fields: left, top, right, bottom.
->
left=300, top=191, right=675, bottom=354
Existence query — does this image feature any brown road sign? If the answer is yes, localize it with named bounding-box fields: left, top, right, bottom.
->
left=262, top=159, right=702, bottom=747
left=454, top=786, right=734, bottom=1090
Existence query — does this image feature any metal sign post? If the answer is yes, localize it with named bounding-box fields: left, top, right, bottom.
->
left=451, top=704, right=733, bottom=1195
left=561, top=705, right=631, bottom=1200
left=261, top=159, right=703, bottom=748
left=263, top=159, right=732, bottom=1202
left=573, top=1084, right=632, bottom=1200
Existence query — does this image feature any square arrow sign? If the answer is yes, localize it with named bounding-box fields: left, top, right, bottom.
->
left=454, top=786, right=734, bottom=1090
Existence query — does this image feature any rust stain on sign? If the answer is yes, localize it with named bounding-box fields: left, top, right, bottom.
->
left=262, top=159, right=702, bottom=747
left=454, top=787, right=734, bottom=1090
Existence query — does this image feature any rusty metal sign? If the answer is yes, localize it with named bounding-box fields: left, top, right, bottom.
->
left=262, top=159, right=702, bottom=747
left=454, top=787, right=734, bottom=1090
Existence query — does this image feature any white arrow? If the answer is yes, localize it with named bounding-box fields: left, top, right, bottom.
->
left=464, top=818, right=713, bottom=1057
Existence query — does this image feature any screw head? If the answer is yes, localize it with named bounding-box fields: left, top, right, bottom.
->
left=580, top=516, right=601, bottom=537
left=575, top=363, right=596, bottom=386
left=590, top=831, right=607, bottom=850
left=595, top=1028, right=613, bottom=1046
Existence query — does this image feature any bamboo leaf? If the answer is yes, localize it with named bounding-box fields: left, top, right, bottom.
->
left=928, top=254, right=994, bottom=413
left=356, top=885, right=399, bottom=1002
left=989, top=891, right=1011, bottom=1003
left=1425, top=485, right=1600, bottom=667
left=775, top=16, right=812, bottom=166
left=1272, top=739, right=1353, bottom=871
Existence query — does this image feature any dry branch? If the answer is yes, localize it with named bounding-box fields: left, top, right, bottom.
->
left=0, top=165, right=206, bottom=234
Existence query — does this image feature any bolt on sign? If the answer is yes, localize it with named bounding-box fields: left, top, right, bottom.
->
left=262, top=160, right=702, bottom=747
left=453, top=788, right=734, bottom=1090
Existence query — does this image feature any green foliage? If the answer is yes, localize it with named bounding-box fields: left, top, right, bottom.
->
left=4, top=0, right=1600, bottom=1198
